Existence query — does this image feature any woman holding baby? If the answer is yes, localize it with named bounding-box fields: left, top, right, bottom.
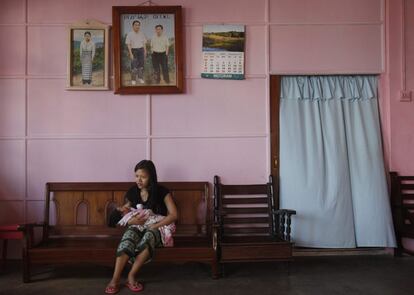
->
left=105, top=160, right=178, bottom=294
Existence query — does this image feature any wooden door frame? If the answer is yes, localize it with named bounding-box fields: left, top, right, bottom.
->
left=270, top=75, right=281, bottom=208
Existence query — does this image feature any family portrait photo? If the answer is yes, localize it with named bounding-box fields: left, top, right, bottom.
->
left=113, top=6, right=183, bottom=94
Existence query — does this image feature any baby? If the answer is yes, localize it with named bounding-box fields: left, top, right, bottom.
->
left=117, top=204, right=175, bottom=247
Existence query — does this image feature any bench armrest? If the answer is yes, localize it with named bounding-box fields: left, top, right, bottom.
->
left=18, top=223, right=48, bottom=249
left=18, top=222, right=47, bottom=231
left=271, top=209, right=296, bottom=242
left=272, top=209, right=297, bottom=216
left=212, top=223, right=220, bottom=251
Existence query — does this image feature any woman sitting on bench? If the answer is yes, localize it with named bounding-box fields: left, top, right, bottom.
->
left=105, top=160, right=178, bottom=294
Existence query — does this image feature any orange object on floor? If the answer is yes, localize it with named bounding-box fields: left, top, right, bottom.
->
left=0, top=225, right=23, bottom=270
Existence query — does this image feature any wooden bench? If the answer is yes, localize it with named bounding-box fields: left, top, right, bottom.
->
left=19, top=182, right=218, bottom=282
left=390, top=172, right=414, bottom=256
left=213, top=175, right=296, bottom=274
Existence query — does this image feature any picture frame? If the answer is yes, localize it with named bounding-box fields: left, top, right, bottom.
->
left=112, top=6, right=183, bottom=94
left=66, top=20, right=110, bottom=90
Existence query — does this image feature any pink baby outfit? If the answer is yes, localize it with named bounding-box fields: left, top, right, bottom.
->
left=118, top=204, right=176, bottom=247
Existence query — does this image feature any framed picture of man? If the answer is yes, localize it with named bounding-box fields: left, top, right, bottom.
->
left=112, top=6, right=183, bottom=94
left=66, top=20, right=110, bottom=90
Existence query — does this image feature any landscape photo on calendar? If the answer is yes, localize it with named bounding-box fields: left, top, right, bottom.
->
left=202, top=24, right=245, bottom=52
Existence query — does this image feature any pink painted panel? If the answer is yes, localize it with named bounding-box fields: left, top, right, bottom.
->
left=0, top=79, right=25, bottom=137
left=0, top=0, right=25, bottom=24
left=0, top=26, right=26, bottom=75
left=390, top=105, right=414, bottom=174
left=388, top=0, right=414, bottom=175
left=0, top=201, right=24, bottom=224
left=245, top=26, right=267, bottom=75
left=26, top=201, right=44, bottom=223
left=152, top=137, right=268, bottom=183
left=28, top=0, right=113, bottom=24
left=28, top=79, right=147, bottom=136
left=117, top=0, right=266, bottom=23
left=270, top=0, right=382, bottom=23
left=0, top=140, right=26, bottom=200
left=27, top=139, right=147, bottom=200
left=152, top=78, right=266, bottom=136
left=270, top=24, right=383, bottom=73
left=405, top=0, right=414, bottom=90
left=28, top=26, right=66, bottom=75
left=185, top=25, right=202, bottom=77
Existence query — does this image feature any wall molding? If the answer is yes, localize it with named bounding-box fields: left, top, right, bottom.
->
left=0, top=134, right=268, bottom=141
left=399, top=0, right=412, bottom=101
left=401, top=0, right=407, bottom=91
left=4, top=21, right=385, bottom=27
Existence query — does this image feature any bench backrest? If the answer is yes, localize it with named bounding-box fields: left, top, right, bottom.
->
left=390, top=172, right=414, bottom=233
left=45, top=182, right=210, bottom=238
left=213, top=176, right=276, bottom=238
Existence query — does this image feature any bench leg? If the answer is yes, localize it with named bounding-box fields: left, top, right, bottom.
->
left=22, top=251, right=30, bottom=283
left=211, top=259, right=219, bottom=279
left=394, top=236, right=404, bottom=257
left=220, top=263, right=225, bottom=277
left=394, top=247, right=403, bottom=257
left=1, top=240, right=7, bottom=271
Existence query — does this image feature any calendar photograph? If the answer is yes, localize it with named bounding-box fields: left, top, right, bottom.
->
left=201, top=24, right=245, bottom=80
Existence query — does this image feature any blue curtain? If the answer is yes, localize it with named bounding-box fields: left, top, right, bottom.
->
left=279, top=76, right=396, bottom=248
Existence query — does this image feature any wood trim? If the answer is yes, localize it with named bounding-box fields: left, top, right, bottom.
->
left=222, top=197, right=269, bottom=205
left=222, top=208, right=269, bottom=214
left=47, top=182, right=208, bottom=191
left=220, top=185, right=268, bottom=195
left=269, top=75, right=280, bottom=209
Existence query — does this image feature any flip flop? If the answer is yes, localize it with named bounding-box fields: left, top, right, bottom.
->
left=125, top=282, right=144, bottom=292
left=104, top=284, right=120, bottom=294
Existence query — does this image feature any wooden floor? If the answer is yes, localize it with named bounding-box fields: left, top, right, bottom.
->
left=1, top=255, right=413, bottom=295
left=293, top=247, right=390, bottom=256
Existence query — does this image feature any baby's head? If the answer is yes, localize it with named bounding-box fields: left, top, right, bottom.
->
left=118, top=203, right=132, bottom=215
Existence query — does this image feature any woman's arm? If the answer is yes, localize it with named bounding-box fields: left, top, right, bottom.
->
left=127, top=214, right=146, bottom=226
left=149, top=194, right=178, bottom=229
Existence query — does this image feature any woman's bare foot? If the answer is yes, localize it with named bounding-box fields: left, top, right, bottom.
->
left=127, top=274, right=137, bottom=285
left=105, top=279, right=120, bottom=294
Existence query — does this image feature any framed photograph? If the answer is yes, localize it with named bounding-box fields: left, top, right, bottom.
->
left=112, top=6, right=183, bottom=94
left=66, top=20, right=110, bottom=90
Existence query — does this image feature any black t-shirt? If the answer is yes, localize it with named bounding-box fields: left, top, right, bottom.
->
left=124, top=184, right=170, bottom=216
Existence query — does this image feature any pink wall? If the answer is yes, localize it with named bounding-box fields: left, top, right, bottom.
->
left=0, top=0, right=391, bottom=258
left=387, top=0, right=414, bottom=174
left=385, top=0, right=414, bottom=251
